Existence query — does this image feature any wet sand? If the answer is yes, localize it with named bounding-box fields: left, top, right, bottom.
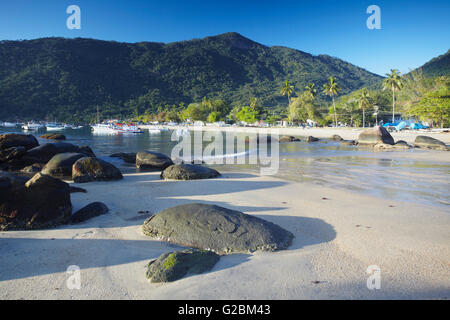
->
left=1, top=170, right=449, bottom=299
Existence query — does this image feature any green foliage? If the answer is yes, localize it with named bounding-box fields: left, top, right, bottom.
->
left=405, top=77, right=450, bottom=127
left=0, top=34, right=382, bottom=121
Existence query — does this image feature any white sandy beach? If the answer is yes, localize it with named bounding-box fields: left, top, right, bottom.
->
left=1, top=166, right=449, bottom=299
left=147, top=125, right=450, bottom=145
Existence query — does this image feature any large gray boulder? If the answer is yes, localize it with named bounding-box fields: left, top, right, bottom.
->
left=41, top=153, right=86, bottom=178
left=22, top=142, right=92, bottom=164
left=413, top=136, right=447, bottom=150
left=70, top=202, right=109, bottom=223
left=136, top=151, right=173, bottom=170
left=146, top=249, right=220, bottom=283
left=0, top=146, right=26, bottom=162
left=142, top=203, right=294, bottom=254
left=0, top=172, right=72, bottom=230
left=72, top=157, right=123, bottom=183
left=110, top=152, right=137, bottom=164
left=279, top=136, right=301, bottom=143
left=0, top=134, right=39, bottom=150
left=39, top=133, right=66, bottom=140
left=161, top=164, right=220, bottom=180
left=358, top=126, right=394, bottom=145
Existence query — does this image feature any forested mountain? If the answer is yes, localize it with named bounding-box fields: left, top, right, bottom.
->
left=409, top=49, right=450, bottom=77
left=0, top=32, right=383, bottom=121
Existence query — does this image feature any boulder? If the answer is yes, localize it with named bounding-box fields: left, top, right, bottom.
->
left=69, top=186, right=87, bottom=193
left=305, top=136, right=319, bottom=142
left=279, top=136, right=300, bottom=143
left=393, top=140, right=411, bottom=149
left=146, top=249, right=220, bottom=283
left=142, top=203, right=294, bottom=254
left=20, top=163, right=45, bottom=174
left=70, top=202, right=109, bottom=223
left=72, top=157, right=123, bottom=183
left=373, top=143, right=395, bottom=150
left=0, top=172, right=72, bottom=230
left=39, top=133, right=66, bottom=140
left=0, top=146, right=26, bottom=162
left=413, top=136, right=447, bottom=150
left=22, top=142, right=92, bottom=164
left=161, top=164, right=220, bottom=180
left=41, top=153, right=86, bottom=178
left=357, top=126, right=394, bottom=145
left=79, top=146, right=96, bottom=157
left=136, top=151, right=173, bottom=170
left=0, top=134, right=39, bottom=151
left=330, top=134, right=343, bottom=141
left=341, top=140, right=357, bottom=146
left=110, top=152, right=137, bottom=164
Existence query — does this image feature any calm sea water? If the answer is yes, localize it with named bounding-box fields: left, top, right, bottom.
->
left=2, top=127, right=449, bottom=208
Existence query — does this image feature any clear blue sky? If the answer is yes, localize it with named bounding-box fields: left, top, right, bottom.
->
left=1, top=0, right=449, bottom=76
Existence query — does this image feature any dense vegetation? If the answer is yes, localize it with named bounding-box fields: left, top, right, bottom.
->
left=0, top=32, right=383, bottom=122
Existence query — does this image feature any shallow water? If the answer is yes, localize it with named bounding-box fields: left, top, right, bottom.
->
left=2, top=127, right=449, bottom=208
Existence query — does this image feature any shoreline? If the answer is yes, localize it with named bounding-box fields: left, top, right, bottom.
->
left=140, top=125, right=450, bottom=145
left=1, top=171, right=449, bottom=299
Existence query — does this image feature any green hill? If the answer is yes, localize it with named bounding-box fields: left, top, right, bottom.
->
left=0, top=32, right=383, bottom=121
left=409, top=49, right=450, bottom=77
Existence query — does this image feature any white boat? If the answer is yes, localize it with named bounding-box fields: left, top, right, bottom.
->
left=115, top=123, right=144, bottom=134
left=46, top=123, right=65, bottom=131
left=2, top=122, right=21, bottom=128
left=148, top=127, right=161, bottom=134
left=91, top=123, right=120, bottom=134
left=22, top=122, right=45, bottom=131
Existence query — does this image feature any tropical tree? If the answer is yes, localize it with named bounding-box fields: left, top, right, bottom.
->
left=304, top=83, right=317, bottom=99
left=383, top=69, right=404, bottom=123
left=357, top=88, right=371, bottom=128
left=323, top=77, right=341, bottom=127
left=280, top=80, right=294, bottom=105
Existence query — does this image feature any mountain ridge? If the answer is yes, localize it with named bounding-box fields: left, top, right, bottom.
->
left=0, top=32, right=386, bottom=121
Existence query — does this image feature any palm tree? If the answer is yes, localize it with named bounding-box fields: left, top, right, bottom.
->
left=323, top=77, right=341, bottom=127
left=357, top=88, right=371, bottom=128
left=304, top=83, right=317, bottom=100
left=383, top=69, right=403, bottom=123
left=280, top=80, right=294, bottom=105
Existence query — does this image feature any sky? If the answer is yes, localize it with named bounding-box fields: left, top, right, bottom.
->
left=0, top=0, right=449, bottom=76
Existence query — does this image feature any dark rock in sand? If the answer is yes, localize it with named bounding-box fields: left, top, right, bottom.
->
left=41, top=153, right=86, bottom=178
left=305, top=136, right=319, bottom=142
left=79, top=146, right=96, bottom=157
left=0, top=146, right=26, bottom=162
left=413, top=136, right=447, bottom=150
left=279, top=136, right=301, bottom=143
left=358, top=126, right=394, bottom=145
left=70, top=202, right=109, bottom=223
left=0, top=133, right=39, bottom=151
left=0, top=172, right=72, bottom=230
left=160, top=164, right=220, bottom=180
left=22, top=142, right=92, bottom=164
left=142, top=203, right=294, bottom=254
left=72, top=157, right=123, bottom=183
left=20, top=163, right=46, bottom=174
left=330, top=134, right=343, bottom=141
left=146, top=249, right=220, bottom=283
left=136, top=151, right=173, bottom=170
left=39, top=133, right=66, bottom=140
left=69, top=186, right=87, bottom=193
left=393, top=140, right=411, bottom=149
left=341, top=140, right=357, bottom=146
left=110, top=152, right=137, bottom=164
